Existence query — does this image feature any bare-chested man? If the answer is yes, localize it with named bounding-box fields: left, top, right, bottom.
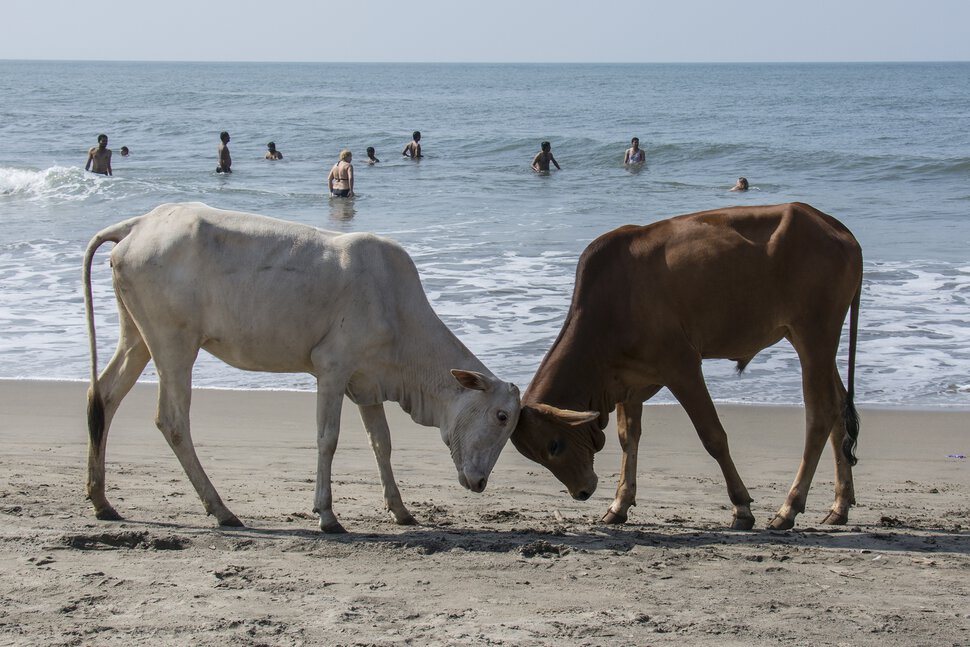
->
left=531, top=141, right=560, bottom=173
left=217, top=131, right=232, bottom=173
left=402, top=131, right=422, bottom=159
left=85, top=134, right=112, bottom=176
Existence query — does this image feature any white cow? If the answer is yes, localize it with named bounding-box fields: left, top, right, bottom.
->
left=83, top=203, right=521, bottom=533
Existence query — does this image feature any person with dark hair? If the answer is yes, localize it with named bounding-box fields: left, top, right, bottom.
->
left=730, top=177, right=749, bottom=192
left=217, top=131, right=232, bottom=173
left=402, top=131, right=422, bottom=158
left=119, top=146, right=130, bottom=157
left=624, top=137, right=645, bottom=165
left=85, top=134, right=112, bottom=176
left=531, top=141, right=560, bottom=173
left=265, top=142, right=283, bottom=160
left=366, top=146, right=380, bottom=165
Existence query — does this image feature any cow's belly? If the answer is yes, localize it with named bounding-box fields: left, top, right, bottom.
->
left=201, top=337, right=316, bottom=374
left=696, top=325, right=789, bottom=361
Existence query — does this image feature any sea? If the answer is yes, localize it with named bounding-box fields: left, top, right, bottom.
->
left=0, top=61, right=968, bottom=408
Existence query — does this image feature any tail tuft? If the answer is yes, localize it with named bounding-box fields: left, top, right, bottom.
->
left=87, top=388, right=105, bottom=449
left=841, top=396, right=860, bottom=467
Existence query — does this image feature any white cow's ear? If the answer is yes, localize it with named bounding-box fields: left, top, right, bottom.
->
left=451, top=369, right=490, bottom=392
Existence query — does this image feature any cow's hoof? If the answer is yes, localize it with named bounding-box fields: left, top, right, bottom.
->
left=95, top=506, right=123, bottom=521
left=768, top=515, right=795, bottom=530
left=821, top=511, right=848, bottom=525
left=601, top=509, right=628, bottom=524
left=218, top=514, right=245, bottom=528
left=730, top=516, right=755, bottom=531
left=320, top=520, right=348, bottom=534
left=395, top=513, right=418, bottom=526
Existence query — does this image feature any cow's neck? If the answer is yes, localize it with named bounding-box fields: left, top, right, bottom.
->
left=389, top=328, right=489, bottom=429
left=526, top=338, right=617, bottom=424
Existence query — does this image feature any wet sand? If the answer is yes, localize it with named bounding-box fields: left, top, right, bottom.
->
left=1, top=379, right=968, bottom=646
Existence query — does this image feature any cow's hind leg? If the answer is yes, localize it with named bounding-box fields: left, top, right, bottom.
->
left=668, top=364, right=755, bottom=530
left=603, top=398, right=645, bottom=524
left=358, top=403, right=417, bottom=526
left=87, top=306, right=151, bottom=521
left=769, top=335, right=843, bottom=530
left=821, top=368, right=855, bottom=525
left=154, top=350, right=241, bottom=527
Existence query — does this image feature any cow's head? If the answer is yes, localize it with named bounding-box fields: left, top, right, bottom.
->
left=510, top=403, right=603, bottom=500
left=444, top=369, right=522, bottom=493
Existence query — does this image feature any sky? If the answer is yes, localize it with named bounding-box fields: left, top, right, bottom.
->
left=3, top=0, right=969, bottom=63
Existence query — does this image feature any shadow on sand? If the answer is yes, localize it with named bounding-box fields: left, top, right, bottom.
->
left=64, top=516, right=969, bottom=557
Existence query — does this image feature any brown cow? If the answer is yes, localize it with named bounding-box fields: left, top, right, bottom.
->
left=511, top=203, right=862, bottom=530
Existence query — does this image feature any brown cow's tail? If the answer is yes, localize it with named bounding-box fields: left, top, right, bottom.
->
left=841, top=279, right=862, bottom=466
left=83, top=218, right=138, bottom=449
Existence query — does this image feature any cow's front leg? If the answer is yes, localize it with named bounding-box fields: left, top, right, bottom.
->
left=313, top=381, right=346, bottom=533
left=668, top=366, right=755, bottom=530
left=358, top=403, right=417, bottom=525
left=602, top=399, right=643, bottom=525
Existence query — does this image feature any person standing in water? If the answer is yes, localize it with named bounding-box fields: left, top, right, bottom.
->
left=402, top=131, right=422, bottom=158
left=624, top=137, right=645, bottom=165
left=532, top=141, right=560, bottom=172
left=85, top=134, right=112, bottom=176
left=265, top=142, right=283, bottom=160
left=328, top=149, right=355, bottom=197
left=216, top=131, right=232, bottom=173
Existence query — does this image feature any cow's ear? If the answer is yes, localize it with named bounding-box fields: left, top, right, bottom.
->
left=451, top=369, right=490, bottom=392
left=533, top=403, right=598, bottom=426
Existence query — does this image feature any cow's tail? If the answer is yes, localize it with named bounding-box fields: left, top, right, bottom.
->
left=84, top=219, right=138, bottom=449
left=841, top=279, right=862, bottom=466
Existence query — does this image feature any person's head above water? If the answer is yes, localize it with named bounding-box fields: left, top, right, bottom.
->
left=541, top=141, right=551, bottom=152
left=97, top=134, right=108, bottom=147
left=412, top=131, right=421, bottom=141
left=220, top=131, right=230, bottom=143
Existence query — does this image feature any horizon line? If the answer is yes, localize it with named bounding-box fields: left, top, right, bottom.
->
left=2, top=58, right=968, bottom=65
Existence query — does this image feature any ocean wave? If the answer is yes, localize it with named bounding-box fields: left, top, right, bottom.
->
left=0, top=165, right=110, bottom=203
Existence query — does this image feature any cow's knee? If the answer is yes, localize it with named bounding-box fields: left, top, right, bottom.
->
left=698, top=430, right=730, bottom=460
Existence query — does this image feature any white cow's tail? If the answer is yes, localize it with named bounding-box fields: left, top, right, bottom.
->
left=83, top=219, right=139, bottom=448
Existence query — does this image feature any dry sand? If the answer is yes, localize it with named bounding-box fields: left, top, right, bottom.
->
left=1, top=379, right=968, bottom=646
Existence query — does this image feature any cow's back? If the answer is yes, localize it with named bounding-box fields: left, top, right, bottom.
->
left=108, top=203, right=429, bottom=372
left=561, top=203, right=862, bottom=367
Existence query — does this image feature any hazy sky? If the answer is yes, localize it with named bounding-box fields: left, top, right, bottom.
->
left=3, top=0, right=969, bottom=63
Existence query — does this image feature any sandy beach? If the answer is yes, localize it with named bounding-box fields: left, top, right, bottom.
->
left=1, top=378, right=967, bottom=646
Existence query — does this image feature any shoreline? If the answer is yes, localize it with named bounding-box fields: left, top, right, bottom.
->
left=5, top=376, right=969, bottom=413
left=2, top=379, right=968, bottom=645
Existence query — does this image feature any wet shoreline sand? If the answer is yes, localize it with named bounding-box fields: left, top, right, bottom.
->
left=1, top=379, right=968, bottom=645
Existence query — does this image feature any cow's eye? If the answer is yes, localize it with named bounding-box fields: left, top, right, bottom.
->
left=497, top=411, right=509, bottom=424
left=548, top=439, right=563, bottom=457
